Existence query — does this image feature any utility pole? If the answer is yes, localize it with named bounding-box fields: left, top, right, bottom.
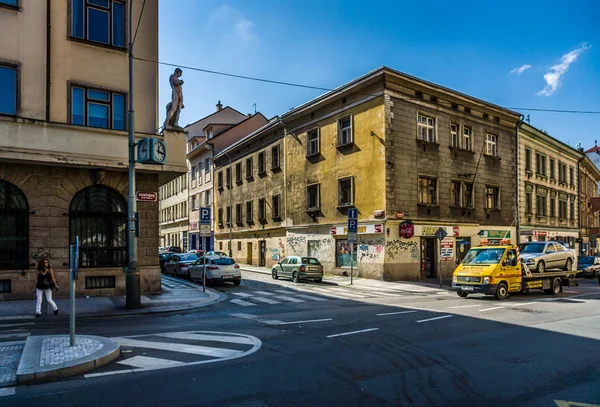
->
left=126, top=0, right=140, bottom=309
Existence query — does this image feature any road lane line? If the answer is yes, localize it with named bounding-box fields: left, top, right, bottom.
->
left=293, top=294, right=328, bottom=302
left=277, top=318, right=332, bottom=325
left=274, top=295, right=305, bottom=303
left=117, top=355, right=185, bottom=369
left=0, top=387, right=16, bottom=397
left=254, top=291, right=277, bottom=296
left=230, top=299, right=256, bottom=306
left=416, top=315, right=453, bottom=323
left=512, top=302, right=538, bottom=307
left=153, top=332, right=256, bottom=345
left=0, top=333, right=30, bottom=339
left=362, top=290, right=399, bottom=297
left=447, top=305, right=482, bottom=309
left=231, top=293, right=254, bottom=298
left=252, top=297, right=282, bottom=305
left=327, top=328, right=379, bottom=338
left=229, top=313, right=283, bottom=325
left=116, top=338, right=244, bottom=358
left=478, top=307, right=505, bottom=312
left=377, top=310, right=418, bottom=316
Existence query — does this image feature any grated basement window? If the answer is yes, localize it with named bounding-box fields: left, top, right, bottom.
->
left=0, top=280, right=11, bottom=293
left=85, top=276, right=116, bottom=289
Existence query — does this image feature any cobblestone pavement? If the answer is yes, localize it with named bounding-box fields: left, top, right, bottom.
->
left=40, top=337, right=103, bottom=367
left=0, top=344, right=23, bottom=387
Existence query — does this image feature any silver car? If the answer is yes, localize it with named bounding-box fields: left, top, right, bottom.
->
left=189, top=256, right=241, bottom=286
left=518, top=242, right=576, bottom=273
left=272, top=256, right=324, bottom=283
left=164, top=253, right=198, bottom=279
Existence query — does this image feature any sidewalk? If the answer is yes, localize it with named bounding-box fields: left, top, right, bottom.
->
left=239, top=264, right=453, bottom=292
left=0, top=275, right=223, bottom=320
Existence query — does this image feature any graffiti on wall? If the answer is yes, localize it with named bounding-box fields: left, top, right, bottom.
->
left=358, top=238, right=385, bottom=262
left=30, top=247, right=50, bottom=262
left=278, top=238, right=285, bottom=257
left=386, top=239, right=419, bottom=261
left=287, top=236, right=306, bottom=254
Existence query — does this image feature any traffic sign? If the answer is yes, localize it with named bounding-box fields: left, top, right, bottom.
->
left=200, top=207, right=211, bottom=224
left=347, top=208, right=358, bottom=242
left=348, top=208, right=358, bottom=219
left=435, top=227, right=448, bottom=241
left=348, top=232, right=357, bottom=243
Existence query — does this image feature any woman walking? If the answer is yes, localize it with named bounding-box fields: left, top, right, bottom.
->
left=34, top=259, right=59, bottom=317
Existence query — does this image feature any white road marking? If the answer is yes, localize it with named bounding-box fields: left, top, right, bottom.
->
left=254, top=291, right=276, bottom=296
left=116, top=338, right=244, bottom=358
left=447, top=305, right=482, bottom=309
left=0, top=333, right=30, bottom=339
left=376, top=310, right=417, bottom=316
left=231, top=292, right=254, bottom=298
left=478, top=307, right=505, bottom=312
left=229, top=313, right=283, bottom=325
left=251, top=297, right=282, bottom=305
left=293, top=294, right=328, bottom=302
left=416, top=315, right=453, bottom=323
left=0, top=323, right=34, bottom=328
left=0, top=387, right=16, bottom=397
left=230, top=299, right=256, bottom=307
left=275, top=295, right=305, bottom=303
left=362, top=290, right=399, bottom=297
left=327, top=328, right=379, bottom=338
left=309, top=287, right=366, bottom=298
left=153, top=332, right=256, bottom=345
left=276, top=318, right=332, bottom=325
left=511, top=302, right=538, bottom=307
left=117, top=355, right=185, bottom=369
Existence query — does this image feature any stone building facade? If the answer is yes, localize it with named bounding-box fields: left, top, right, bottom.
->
left=158, top=174, right=188, bottom=250
left=578, top=155, right=600, bottom=254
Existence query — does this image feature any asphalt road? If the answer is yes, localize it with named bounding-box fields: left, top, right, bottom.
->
left=3, top=272, right=600, bottom=407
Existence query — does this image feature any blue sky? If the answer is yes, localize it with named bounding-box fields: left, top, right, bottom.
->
left=157, top=0, right=599, bottom=148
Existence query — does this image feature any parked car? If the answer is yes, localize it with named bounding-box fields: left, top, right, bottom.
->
left=166, top=246, right=182, bottom=253
left=518, top=242, right=576, bottom=273
left=577, top=255, right=600, bottom=278
left=271, top=256, right=323, bottom=283
left=204, top=251, right=228, bottom=257
left=188, top=249, right=205, bottom=257
left=189, top=256, right=241, bottom=285
left=164, top=253, right=198, bottom=279
left=159, top=252, right=175, bottom=272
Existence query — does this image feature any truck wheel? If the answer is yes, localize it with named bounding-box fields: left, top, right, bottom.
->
left=536, top=261, right=545, bottom=273
left=457, top=292, right=468, bottom=298
left=564, top=258, right=573, bottom=271
left=545, top=278, right=561, bottom=295
left=495, top=282, right=508, bottom=300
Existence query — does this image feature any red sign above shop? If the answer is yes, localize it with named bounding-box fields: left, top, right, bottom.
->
left=136, top=192, right=157, bottom=202
left=453, top=226, right=459, bottom=237
left=330, top=227, right=337, bottom=235
left=400, top=220, right=414, bottom=239
left=374, top=224, right=383, bottom=233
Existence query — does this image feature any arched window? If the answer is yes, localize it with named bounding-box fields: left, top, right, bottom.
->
left=70, top=185, right=127, bottom=268
left=0, top=180, right=29, bottom=270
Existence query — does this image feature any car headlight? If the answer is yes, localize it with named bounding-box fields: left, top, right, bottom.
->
left=525, top=259, right=535, bottom=264
left=483, top=277, right=490, bottom=284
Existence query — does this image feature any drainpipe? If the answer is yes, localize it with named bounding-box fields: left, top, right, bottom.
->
left=515, top=116, right=525, bottom=244
left=45, top=0, right=51, bottom=121
left=578, top=155, right=585, bottom=255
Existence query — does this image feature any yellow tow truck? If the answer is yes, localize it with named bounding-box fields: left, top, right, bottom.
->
left=452, top=244, right=579, bottom=300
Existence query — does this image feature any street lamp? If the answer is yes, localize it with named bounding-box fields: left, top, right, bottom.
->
left=205, top=144, right=233, bottom=257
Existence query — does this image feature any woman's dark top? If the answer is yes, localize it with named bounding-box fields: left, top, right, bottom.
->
left=36, top=270, right=52, bottom=290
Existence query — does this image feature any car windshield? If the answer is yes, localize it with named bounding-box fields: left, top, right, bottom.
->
left=160, top=253, right=172, bottom=260
left=302, top=257, right=321, bottom=265
left=518, top=243, right=545, bottom=254
left=462, top=248, right=505, bottom=265
left=179, top=254, right=198, bottom=261
left=579, top=256, right=594, bottom=264
left=212, top=258, right=235, bottom=265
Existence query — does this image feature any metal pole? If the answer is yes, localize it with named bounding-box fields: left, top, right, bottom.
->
left=439, top=241, right=442, bottom=288
left=350, top=243, right=353, bottom=285
left=202, top=253, right=206, bottom=292
left=228, top=156, right=232, bottom=258
left=126, top=0, right=140, bottom=308
left=70, top=267, right=75, bottom=346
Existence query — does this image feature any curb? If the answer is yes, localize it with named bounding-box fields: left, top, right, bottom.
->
left=16, top=335, right=120, bottom=384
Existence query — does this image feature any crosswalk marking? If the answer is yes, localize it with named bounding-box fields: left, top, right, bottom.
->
left=360, top=290, right=399, bottom=297
left=254, top=291, right=276, bottom=296
left=0, top=333, right=30, bottom=340
left=232, top=293, right=254, bottom=298
left=293, top=294, right=328, bottom=302
left=230, top=299, right=255, bottom=306
left=275, top=295, right=305, bottom=303
left=308, top=287, right=366, bottom=298
left=118, top=355, right=185, bottom=369
left=252, top=297, right=281, bottom=304
left=153, top=332, right=256, bottom=345
left=116, top=338, right=244, bottom=358
left=478, top=307, right=505, bottom=312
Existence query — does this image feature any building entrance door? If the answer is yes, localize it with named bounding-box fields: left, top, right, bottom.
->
left=246, top=242, right=253, bottom=265
left=259, top=241, right=266, bottom=267
left=421, top=237, right=437, bottom=278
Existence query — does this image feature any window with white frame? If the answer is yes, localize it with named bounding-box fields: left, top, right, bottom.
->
left=191, top=195, right=197, bottom=210
left=70, top=0, right=125, bottom=48
left=0, top=64, right=17, bottom=115
left=337, top=116, right=353, bottom=146
left=307, top=128, right=320, bottom=156
left=338, top=177, right=354, bottom=207
left=418, top=177, right=437, bottom=205
left=485, top=186, right=500, bottom=209
left=463, top=126, right=472, bottom=150
left=417, top=114, right=436, bottom=143
left=191, top=166, right=197, bottom=181
left=451, top=181, right=461, bottom=206
left=204, top=189, right=211, bottom=206
left=450, top=123, right=459, bottom=148
left=485, top=134, right=498, bottom=156
left=205, top=158, right=211, bottom=173
left=306, top=184, right=320, bottom=211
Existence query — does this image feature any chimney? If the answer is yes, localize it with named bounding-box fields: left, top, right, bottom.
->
left=247, top=113, right=252, bottom=118
left=216, top=100, right=222, bottom=111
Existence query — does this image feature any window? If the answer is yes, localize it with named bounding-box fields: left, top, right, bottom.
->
left=570, top=201, right=575, bottom=220
left=205, top=158, right=211, bottom=173
left=237, top=241, right=242, bottom=251
left=272, top=195, right=280, bottom=219
left=218, top=208, right=223, bottom=226
left=70, top=185, right=127, bottom=268
left=191, top=194, right=197, bottom=210
left=191, top=166, right=197, bottom=180
left=271, top=145, right=281, bottom=169
left=485, top=186, right=500, bottom=210
left=450, top=124, right=459, bottom=148
left=0, top=280, right=11, bottom=294
left=0, top=0, right=18, bottom=7
left=219, top=241, right=223, bottom=250
left=525, top=148, right=532, bottom=171
left=418, top=177, right=437, bottom=205
left=235, top=203, right=242, bottom=224
left=337, top=116, right=353, bottom=146
left=417, top=114, right=435, bottom=143
left=307, top=128, right=320, bottom=156
left=559, top=199, right=567, bottom=219
left=570, top=167, right=575, bottom=186
left=258, top=152, right=266, bottom=174
left=0, top=65, right=17, bottom=116
left=204, top=189, right=210, bottom=206
left=226, top=167, right=231, bottom=188
left=338, top=177, right=354, bottom=207
left=235, top=162, right=242, bottom=183
left=550, top=158, right=556, bottom=179
left=245, top=157, right=253, bottom=179
left=258, top=198, right=266, bottom=220
left=70, top=85, right=125, bottom=130
left=0, top=181, right=28, bottom=270
left=550, top=196, right=556, bottom=217
left=451, top=181, right=461, bottom=207
left=71, top=0, right=125, bottom=48
left=85, top=276, right=116, bottom=289
left=536, top=153, right=547, bottom=176
left=217, top=171, right=223, bottom=190
left=485, top=134, right=497, bottom=156
left=463, top=183, right=474, bottom=208
left=306, top=184, right=320, bottom=211
left=226, top=206, right=231, bottom=226
left=246, top=201, right=253, bottom=222
left=335, top=240, right=357, bottom=268
left=536, top=194, right=547, bottom=216
left=558, top=162, right=567, bottom=183
left=462, top=126, right=472, bottom=151
left=525, top=192, right=532, bottom=214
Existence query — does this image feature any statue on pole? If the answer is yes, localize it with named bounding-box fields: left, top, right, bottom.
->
left=164, top=68, right=184, bottom=130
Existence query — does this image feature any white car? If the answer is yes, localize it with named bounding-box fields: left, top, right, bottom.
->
left=189, top=256, right=241, bottom=286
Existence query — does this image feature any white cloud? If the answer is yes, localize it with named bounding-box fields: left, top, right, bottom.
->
left=537, top=43, right=591, bottom=96
left=234, top=19, right=256, bottom=41
left=510, top=64, right=532, bottom=75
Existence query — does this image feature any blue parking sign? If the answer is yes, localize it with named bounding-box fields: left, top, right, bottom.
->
left=348, top=208, right=358, bottom=220
left=200, top=207, right=211, bottom=225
